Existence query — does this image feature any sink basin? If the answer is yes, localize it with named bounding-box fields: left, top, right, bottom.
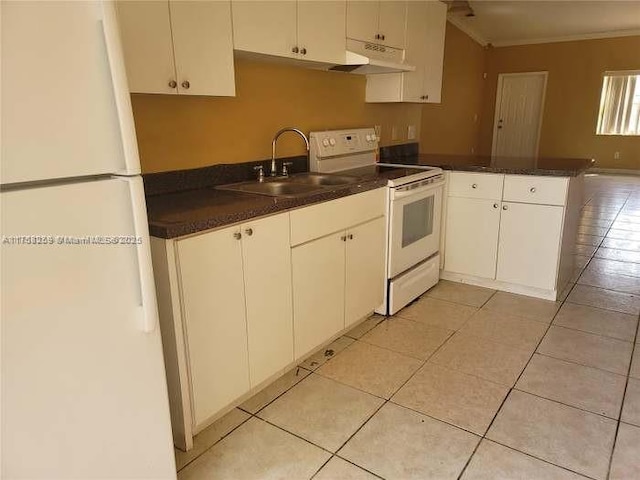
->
left=217, top=180, right=325, bottom=198
left=289, top=172, right=360, bottom=186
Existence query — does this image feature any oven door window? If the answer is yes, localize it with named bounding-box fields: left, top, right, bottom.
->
left=402, top=196, right=434, bottom=248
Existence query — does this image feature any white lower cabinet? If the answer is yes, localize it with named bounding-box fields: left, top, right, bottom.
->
left=240, top=214, right=294, bottom=387
left=496, top=202, right=564, bottom=290
left=292, top=216, right=386, bottom=359
left=345, top=216, right=386, bottom=327
left=152, top=188, right=387, bottom=450
left=176, top=224, right=250, bottom=428
left=156, top=211, right=293, bottom=442
left=444, top=197, right=501, bottom=279
left=292, top=231, right=346, bottom=359
left=443, top=173, right=575, bottom=299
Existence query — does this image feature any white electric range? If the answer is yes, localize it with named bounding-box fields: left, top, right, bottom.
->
left=309, top=128, right=445, bottom=315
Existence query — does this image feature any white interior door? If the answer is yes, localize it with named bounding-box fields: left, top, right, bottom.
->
left=1, top=179, right=175, bottom=478
left=492, top=72, right=547, bottom=158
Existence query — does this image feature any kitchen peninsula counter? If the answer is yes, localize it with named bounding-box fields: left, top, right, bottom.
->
left=382, top=153, right=594, bottom=177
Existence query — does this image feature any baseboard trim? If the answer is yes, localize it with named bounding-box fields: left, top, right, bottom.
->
left=589, top=168, right=640, bottom=176
left=440, top=271, right=559, bottom=301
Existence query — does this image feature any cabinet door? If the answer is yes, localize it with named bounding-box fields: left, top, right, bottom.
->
left=298, top=1, right=346, bottom=64
left=116, top=1, right=177, bottom=94
left=444, top=197, right=501, bottom=279
left=422, top=0, right=446, bottom=103
left=241, top=214, right=294, bottom=387
left=232, top=0, right=297, bottom=58
left=497, top=203, right=564, bottom=291
left=346, top=0, right=378, bottom=42
left=170, top=0, right=235, bottom=96
left=345, top=217, right=386, bottom=327
left=177, top=226, right=250, bottom=428
left=378, top=1, right=407, bottom=49
left=402, top=0, right=428, bottom=102
left=292, top=232, right=346, bottom=360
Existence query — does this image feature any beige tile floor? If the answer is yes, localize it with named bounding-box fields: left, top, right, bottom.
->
left=176, top=174, right=640, bottom=480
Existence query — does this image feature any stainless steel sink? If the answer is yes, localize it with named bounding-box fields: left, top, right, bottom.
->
left=288, top=172, right=360, bottom=186
left=217, top=180, right=325, bottom=198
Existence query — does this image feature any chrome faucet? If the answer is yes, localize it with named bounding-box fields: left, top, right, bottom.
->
left=271, top=127, right=310, bottom=177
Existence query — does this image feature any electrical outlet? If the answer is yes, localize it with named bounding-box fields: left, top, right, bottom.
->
left=614, top=151, right=620, bottom=160
left=407, top=125, right=416, bottom=140
left=391, top=126, right=398, bottom=141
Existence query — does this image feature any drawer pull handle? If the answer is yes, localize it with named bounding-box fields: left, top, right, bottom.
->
left=530, top=187, right=536, bottom=193
left=233, top=232, right=242, bottom=240
left=168, top=80, right=177, bottom=88
left=471, top=183, right=478, bottom=189
left=348, top=234, right=354, bottom=240
left=245, top=228, right=253, bottom=236
left=493, top=203, right=499, bottom=209
left=502, top=205, right=508, bottom=211
left=341, top=235, right=347, bottom=242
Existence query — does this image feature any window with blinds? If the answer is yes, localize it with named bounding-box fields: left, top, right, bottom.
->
left=596, top=71, right=640, bottom=136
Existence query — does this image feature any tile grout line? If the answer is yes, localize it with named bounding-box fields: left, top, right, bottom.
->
left=605, top=191, right=640, bottom=480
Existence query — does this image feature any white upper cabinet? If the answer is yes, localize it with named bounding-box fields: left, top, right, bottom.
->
left=347, top=0, right=407, bottom=49
left=365, top=0, right=446, bottom=103
left=297, top=1, right=348, bottom=64
left=116, top=0, right=235, bottom=96
left=232, top=1, right=297, bottom=59
left=232, top=1, right=346, bottom=64
left=377, top=1, right=407, bottom=49
left=422, top=0, right=447, bottom=103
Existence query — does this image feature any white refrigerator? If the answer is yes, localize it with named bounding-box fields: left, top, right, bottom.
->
left=1, top=1, right=176, bottom=478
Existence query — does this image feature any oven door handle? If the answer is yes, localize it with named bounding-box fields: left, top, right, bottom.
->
left=393, top=182, right=443, bottom=199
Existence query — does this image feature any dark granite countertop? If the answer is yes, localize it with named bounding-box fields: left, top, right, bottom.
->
left=146, top=178, right=387, bottom=239
left=382, top=153, right=594, bottom=177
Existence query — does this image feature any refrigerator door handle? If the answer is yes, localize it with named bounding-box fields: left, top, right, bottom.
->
left=119, top=176, right=158, bottom=333
left=100, top=0, right=142, bottom=176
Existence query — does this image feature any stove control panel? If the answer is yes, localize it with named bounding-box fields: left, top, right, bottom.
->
left=310, top=128, right=378, bottom=159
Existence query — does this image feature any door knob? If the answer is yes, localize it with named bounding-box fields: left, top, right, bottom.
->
left=181, top=80, right=190, bottom=89
left=340, top=235, right=347, bottom=242
left=168, top=80, right=177, bottom=88
left=233, top=232, right=242, bottom=240
left=245, top=228, right=253, bottom=236
left=348, top=234, right=354, bottom=240
left=493, top=203, right=499, bottom=209
left=530, top=187, right=537, bottom=193
left=300, top=47, right=307, bottom=55
left=472, top=183, right=478, bottom=189
left=292, top=46, right=299, bottom=53
left=502, top=205, right=508, bottom=210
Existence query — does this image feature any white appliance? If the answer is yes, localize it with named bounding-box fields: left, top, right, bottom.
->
left=309, top=128, right=444, bottom=315
left=1, top=2, right=176, bottom=478
left=329, top=39, right=416, bottom=75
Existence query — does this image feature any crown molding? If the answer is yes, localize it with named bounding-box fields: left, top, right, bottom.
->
left=446, top=16, right=488, bottom=46
left=491, top=29, right=640, bottom=47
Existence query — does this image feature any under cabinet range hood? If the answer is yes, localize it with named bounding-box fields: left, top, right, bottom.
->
left=330, top=39, right=416, bottom=75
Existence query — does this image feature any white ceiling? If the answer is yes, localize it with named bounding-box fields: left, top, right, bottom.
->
left=447, top=1, right=640, bottom=46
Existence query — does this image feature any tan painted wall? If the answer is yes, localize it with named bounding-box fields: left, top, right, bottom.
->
left=479, top=36, right=640, bottom=170
left=132, top=58, right=422, bottom=173
left=420, top=22, right=487, bottom=155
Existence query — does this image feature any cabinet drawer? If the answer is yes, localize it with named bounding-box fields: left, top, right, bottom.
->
left=503, top=175, right=568, bottom=206
left=448, top=172, right=504, bottom=200
left=290, top=188, right=386, bottom=246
